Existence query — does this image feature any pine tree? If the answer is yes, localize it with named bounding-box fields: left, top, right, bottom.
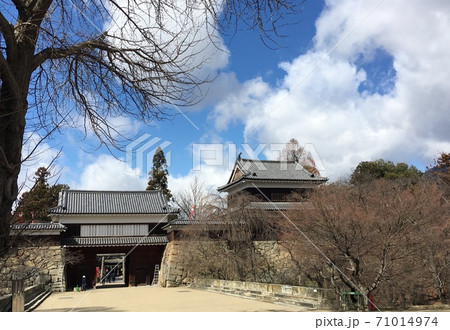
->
left=146, top=147, right=172, bottom=201
left=350, top=159, right=423, bottom=185
left=427, top=152, right=450, bottom=198
left=433, top=152, right=450, bottom=184
left=13, top=167, right=68, bottom=223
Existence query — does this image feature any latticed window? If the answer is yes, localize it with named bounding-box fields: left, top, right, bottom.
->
left=80, top=224, right=148, bottom=237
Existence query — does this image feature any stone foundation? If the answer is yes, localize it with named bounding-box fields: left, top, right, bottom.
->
left=159, top=240, right=309, bottom=287
left=0, top=244, right=65, bottom=296
left=159, top=241, right=189, bottom=287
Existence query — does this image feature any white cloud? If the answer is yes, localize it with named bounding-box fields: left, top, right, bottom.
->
left=189, top=72, right=241, bottom=112
left=169, top=165, right=230, bottom=199
left=75, top=151, right=229, bottom=198
left=212, top=0, right=450, bottom=180
left=169, top=140, right=236, bottom=197
left=78, top=154, right=146, bottom=191
left=18, top=133, right=63, bottom=193
left=210, top=77, right=273, bottom=131
left=71, top=112, right=145, bottom=144
left=104, top=0, right=229, bottom=94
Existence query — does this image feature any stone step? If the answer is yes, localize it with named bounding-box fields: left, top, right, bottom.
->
left=51, top=285, right=64, bottom=292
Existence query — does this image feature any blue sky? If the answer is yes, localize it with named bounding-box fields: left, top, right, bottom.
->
left=20, top=0, right=450, bottom=196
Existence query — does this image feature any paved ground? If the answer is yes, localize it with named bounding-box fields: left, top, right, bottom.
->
left=33, top=285, right=309, bottom=312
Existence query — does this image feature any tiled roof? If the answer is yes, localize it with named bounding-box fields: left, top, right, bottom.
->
left=49, top=190, right=176, bottom=215
left=246, top=201, right=313, bottom=210
left=218, top=158, right=327, bottom=192
left=62, top=235, right=169, bottom=247
left=11, top=223, right=67, bottom=231
left=162, top=219, right=225, bottom=230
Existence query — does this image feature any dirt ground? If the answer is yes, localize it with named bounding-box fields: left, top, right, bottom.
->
left=33, top=285, right=311, bottom=312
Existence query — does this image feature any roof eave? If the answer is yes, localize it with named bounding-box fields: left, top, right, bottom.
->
left=48, top=210, right=178, bottom=216
left=217, top=177, right=328, bottom=192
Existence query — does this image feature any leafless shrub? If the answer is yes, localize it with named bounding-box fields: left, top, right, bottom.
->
left=281, top=179, right=449, bottom=308
left=178, top=193, right=286, bottom=282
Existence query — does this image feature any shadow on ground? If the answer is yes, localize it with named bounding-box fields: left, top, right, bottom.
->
left=95, top=284, right=126, bottom=289
left=35, top=306, right=124, bottom=312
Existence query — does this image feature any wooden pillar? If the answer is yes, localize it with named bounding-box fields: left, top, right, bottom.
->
left=122, top=256, right=126, bottom=285
left=100, top=256, right=105, bottom=284
left=12, top=277, right=24, bottom=312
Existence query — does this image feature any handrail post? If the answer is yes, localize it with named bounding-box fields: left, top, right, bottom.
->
left=12, top=276, right=25, bottom=312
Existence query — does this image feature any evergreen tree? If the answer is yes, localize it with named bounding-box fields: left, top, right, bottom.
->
left=146, top=147, right=172, bottom=201
left=426, top=152, right=450, bottom=197
left=431, top=152, right=450, bottom=184
left=350, top=159, right=422, bottom=185
left=13, top=167, right=68, bottom=223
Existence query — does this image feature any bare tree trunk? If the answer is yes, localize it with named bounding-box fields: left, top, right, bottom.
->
left=0, top=52, right=33, bottom=257
left=0, top=82, right=28, bottom=255
left=426, top=247, right=448, bottom=304
left=0, top=0, right=51, bottom=256
left=400, top=292, right=407, bottom=310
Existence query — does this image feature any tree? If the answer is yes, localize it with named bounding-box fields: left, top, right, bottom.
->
left=282, top=179, right=448, bottom=309
left=414, top=214, right=450, bottom=304
left=428, top=152, right=450, bottom=186
left=13, top=167, right=67, bottom=223
left=350, top=159, right=422, bottom=185
left=0, top=0, right=303, bottom=255
left=278, top=138, right=320, bottom=175
left=435, top=152, right=450, bottom=169
left=146, top=147, right=172, bottom=201
left=420, top=151, right=450, bottom=304
left=174, top=176, right=223, bottom=220
left=178, top=193, right=282, bottom=283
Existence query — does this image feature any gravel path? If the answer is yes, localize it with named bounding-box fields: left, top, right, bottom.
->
left=33, top=285, right=309, bottom=312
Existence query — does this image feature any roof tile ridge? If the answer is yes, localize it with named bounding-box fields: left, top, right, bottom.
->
left=65, top=189, right=161, bottom=193
left=239, top=158, right=297, bottom=164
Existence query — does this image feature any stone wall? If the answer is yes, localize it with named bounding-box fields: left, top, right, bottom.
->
left=191, top=278, right=336, bottom=309
left=159, top=241, right=189, bottom=287
left=0, top=244, right=65, bottom=296
left=159, top=240, right=304, bottom=287
left=252, top=241, right=300, bottom=284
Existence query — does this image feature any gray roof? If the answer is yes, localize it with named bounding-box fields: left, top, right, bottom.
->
left=218, top=158, right=327, bottom=192
left=49, top=190, right=176, bottom=215
left=11, top=223, right=67, bottom=232
left=246, top=201, right=313, bottom=211
left=162, top=219, right=225, bottom=229
left=62, top=235, right=169, bottom=247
